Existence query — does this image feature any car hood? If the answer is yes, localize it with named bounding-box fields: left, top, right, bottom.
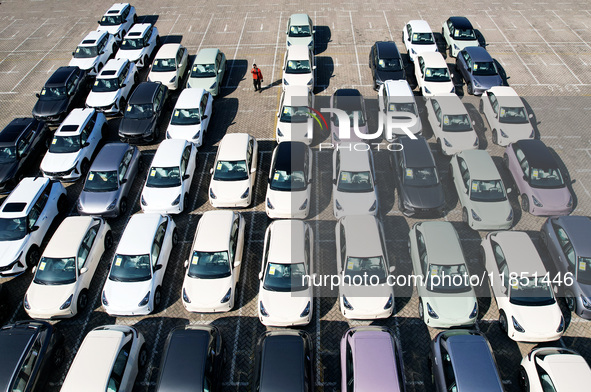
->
left=142, top=185, right=182, bottom=209
left=387, top=111, right=422, bottom=137
left=32, top=98, right=68, bottom=117
left=0, top=162, right=18, bottom=184
left=424, top=80, right=455, bottom=95
left=499, top=122, right=533, bottom=141
left=104, top=278, right=152, bottom=309
left=116, top=48, right=143, bottom=62
left=471, top=199, right=513, bottom=223
left=579, top=283, right=591, bottom=298
left=148, top=71, right=176, bottom=84
left=119, top=117, right=153, bottom=136
left=444, top=130, right=478, bottom=150
left=187, top=76, right=216, bottom=90
left=473, top=74, right=503, bottom=90
left=259, top=287, right=311, bottom=320
left=287, top=36, right=313, bottom=48
left=78, top=189, right=120, bottom=213
left=27, top=281, right=75, bottom=312
left=86, top=90, right=119, bottom=107
left=511, top=301, right=563, bottom=335
left=375, top=69, right=405, bottom=83
left=453, top=40, right=480, bottom=51
left=167, top=123, right=201, bottom=140
left=210, top=178, right=250, bottom=201
left=283, top=72, right=313, bottom=87
left=426, top=292, right=476, bottom=320
left=69, top=57, right=98, bottom=71
left=41, top=152, right=79, bottom=173
left=277, top=120, right=310, bottom=141
left=530, top=186, right=572, bottom=209
left=183, top=275, right=233, bottom=307
left=0, top=238, right=26, bottom=267
left=97, top=25, right=123, bottom=37
left=341, top=284, right=393, bottom=310
left=401, top=184, right=445, bottom=210
left=267, top=187, right=309, bottom=213
left=334, top=189, right=377, bottom=215
left=409, top=43, right=438, bottom=56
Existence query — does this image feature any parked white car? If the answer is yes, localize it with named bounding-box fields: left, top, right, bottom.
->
left=96, top=3, right=137, bottom=42
left=182, top=210, right=245, bottom=312
left=141, top=139, right=197, bottom=214
left=442, top=16, right=480, bottom=58
left=282, top=46, right=315, bottom=92
left=425, top=93, right=478, bottom=155
left=69, top=30, right=118, bottom=76
left=336, top=215, right=394, bottom=319
left=102, top=213, right=177, bottom=316
left=414, top=52, right=455, bottom=96
left=0, top=177, right=66, bottom=277
left=148, top=43, right=189, bottom=90
left=332, top=147, right=378, bottom=218
left=258, top=220, right=314, bottom=326
left=186, top=48, right=227, bottom=96
left=481, top=231, right=565, bottom=342
left=276, top=85, right=314, bottom=144
left=166, top=88, right=213, bottom=146
left=378, top=79, right=422, bottom=140
left=286, top=13, right=314, bottom=50
left=40, top=108, right=105, bottom=181
left=116, top=23, right=159, bottom=68
left=24, top=216, right=111, bottom=319
left=266, top=142, right=312, bottom=219
left=403, top=20, right=438, bottom=61
left=60, top=325, right=146, bottom=392
left=209, top=133, right=258, bottom=208
left=85, top=58, right=139, bottom=115
left=480, top=86, right=535, bottom=146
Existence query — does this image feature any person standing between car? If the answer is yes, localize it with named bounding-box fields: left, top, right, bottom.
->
left=251, top=63, right=263, bottom=92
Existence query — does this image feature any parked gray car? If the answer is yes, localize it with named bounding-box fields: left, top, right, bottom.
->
left=430, top=329, right=504, bottom=392
left=455, top=46, right=503, bottom=95
left=541, top=215, right=591, bottom=319
left=77, top=142, right=141, bottom=218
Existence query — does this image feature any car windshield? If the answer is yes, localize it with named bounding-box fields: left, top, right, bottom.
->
left=187, top=250, right=231, bottom=279
left=100, top=15, right=122, bottom=26
left=125, top=103, right=153, bottom=119
left=0, top=217, right=27, bottom=241
left=424, top=67, right=450, bottom=82
left=388, top=102, right=417, bottom=115
left=412, top=32, right=435, bottom=44
left=426, top=263, right=471, bottom=293
left=344, top=256, right=388, bottom=283
left=289, top=25, right=311, bottom=37
left=499, top=106, right=529, bottom=124
left=473, top=61, right=498, bottom=76
left=577, top=257, right=591, bottom=285
left=170, top=108, right=201, bottom=125
left=337, top=171, right=373, bottom=193
left=470, top=179, right=507, bottom=202
left=109, top=254, right=151, bottom=282
left=510, top=277, right=555, bottom=306
left=120, top=38, right=144, bottom=50
left=286, top=60, right=311, bottom=74
left=0, top=147, right=17, bottom=163
left=280, top=105, right=310, bottom=123
left=93, top=78, right=119, bottom=93
left=39, top=86, right=67, bottom=100
left=334, top=110, right=366, bottom=127
left=442, top=114, right=472, bottom=132
left=263, top=262, right=308, bottom=292
left=152, top=58, right=176, bottom=72
left=84, top=170, right=118, bottom=192
left=213, top=160, right=248, bottom=181
left=453, top=28, right=476, bottom=40
left=529, top=167, right=564, bottom=189
left=34, top=257, right=76, bottom=285
left=146, top=166, right=181, bottom=188
left=377, top=58, right=403, bottom=71
left=191, top=63, right=216, bottom=78
left=270, top=169, right=307, bottom=191
left=49, top=135, right=81, bottom=153
left=403, top=167, right=439, bottom=187
left=74, top=46, right=98, bottom=59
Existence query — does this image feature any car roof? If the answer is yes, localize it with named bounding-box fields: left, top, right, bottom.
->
left=0, top=118, right=36, bottom=145
left=151, top=139, right=187, bottom=168
left=552, top=216, right=591, bottom=255
left=0, top=322, right=44, bottom=391
left=464, top=46, right=493, bottom=62
left=283, top=85, right=310, bottom=106
left=43, top=216, right=98, bottom=258
left=157, top=326, right=214, bottom=392
left=286, top=45, right=311, bottom=59
left=175, top=88, right=206, bottom=109
left=259, top=331, right=308, bottom=392
left=273, top=142, right=308, bottom=173
left=155, top=43, right=182, bottom=59
left=458, top=150, right=500, bottom=180
left=117, top=213, right=162, bottom=255
left=334, top=88, right=363, bottom=111
left=98, top=58, right=127, bottom=78
left=46, top=66, right=78, bottom=87
left=195, top=48, right=220, bottom=64
left=128, top=82, right=161, bottom=105
left=342, top=215, right=382, bottom=257
left=194, top=210, right=236, bottom=252
left=126, top=23, right=151, bottom=37
left=445, top=333, right=503, bottom=391
left=289, top=13, right=310, bottom=26
left=105, top=3, right=129, bottom=15
left=490, top=231, right=546, bottom=274
left=384, top=80, right=414, bottom=100
left=488, top=86, right=524, bottom=107
left=375, top=41, right=401, bottom=59
left=419, top=52, right=448, bottom=67
left=79, top=30, right=107, bottom=46
left=514, top=139, right=558, bottom=170
left=418, top=222, right=464, bottom=265
left=449, top=16, right=474, bottom=30
left=431, top=93, right=468, bottom=115
left=91, top=143, right=131, bottom=171
left=398, top=136, right=435, bottom=168
left=408, top=20, right=432, bottom=33
left=339, top=148, right=371, bottom=172
left=56, top=108, right=93, bottom=135
left=217, top=133, right=251, bottom=161
left=1, top=177, right=48, bottom=217
left=537, top=352, right=591, bottom=389
left=268, top=220, right=307, bottom=264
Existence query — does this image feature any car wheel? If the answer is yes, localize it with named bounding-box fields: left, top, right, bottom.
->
left=565, top=290, right=577, bottom=312
left=26, top=246, right=41, bottom=269
left=57, top=194, right=67, bottom=214
left=104, top=230, right=113, bottom=250
left=142, top=55, right=149, bottom=68
left=97, top=63, right=103, bottom=73
left=519, top=366, right=529, bottom=392
left=52, top=346, right=65, bottom=368
left=119, top=198, right=128, bottom=216
left=138, top=343, right=148, bottom=369
left=183, top=193, right=189, bottom=211
left=499, top=311, right=508, bottom=334
left=77, top=289, right=89, bottom=312
left=418, top=299, right=424, bottom=320
left=492, top=129, right=498, bottom=145
left=467, top=82, right=473, bottom=95
left=503, top=153, right=510, bottom=169
left=479, top=99, right=484, bottom=114
left=172, top=229, right=179, bottom=247
left=154, top=286, right=162, bottom=310
left=462, top=207, right=469, bottom=224
left=521, top=194, right=530, bottom=212
left=81, top=159, right=90, bottom=176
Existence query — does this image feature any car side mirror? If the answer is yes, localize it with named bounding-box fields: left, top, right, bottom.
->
left=83, top=142, right=90, bottom=147
left=250, top=167, right=256, bottom=173
left=258, top=271, right=263, bottom=280
left=218, top=69, right=222, bottom=74
left=389, top=266, right=396, bottom=273
left=528, top=113, right=534, bottom=119
left=201, top=114, right=208, bottom=120
left=471, top=120, right=476, bottom=126
left=30, top=225, right=39, bottom=232
left=209, top=168, right=214, bottom=174
left=154, top=264, right=163, bottom=272
left=276, top=111, right=280, bottom=118
left=313, top=65, right=317, bottom=70
left=72, top=52, right=75, bottom=56
left=234, top=260, right=241, bottom=268
left=523, top=175, right=527, bottom=181
left=332, top=178, right=337, bottom=185
left=97, top=20, right=101, bottom=24
left=506, top=187, right=512, bottom=193
left=183, top=174, right=190, bottom=180
left=35, top=93, right=40, bottom=98
left=121, top=83, right=127, bottom=88
left=120, top=178, right=127, bottom=184
left=80, top=267, right=88, bottom=274
left=32, top=266, right=37, bottom=273
left=501, top=286, right=507, bottom=294
left=184, top=260, right=189, bottom=268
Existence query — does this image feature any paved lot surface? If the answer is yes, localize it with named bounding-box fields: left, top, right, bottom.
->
left=1, top=0, right=591, bottom=391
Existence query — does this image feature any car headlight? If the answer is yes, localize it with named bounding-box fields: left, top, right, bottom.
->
left=454, top=44, right=460, bottom=51
left=342, top=295, right=354, bottom=310
left=77, top=199, right=84, bottom=210
left=240, top=188, right=250, bottom=199
left=24, top=294, right=30, bottom=310
left=423, top=86, right=431, bottom=94
left=473, top=137, right=479, bottom=146
left=335, top=199, right=342, bottom=211
left=210, top=81, right=217, bottom=90
left=411, top=48, right=416, bottom=55
left=333, top=132, right=340, bottom=142
left=472, top=79, right=481, bottom=88
left=299, top=199, right=308, bottom=210
left=147, top=76, right=152, bottom=82
left=567, top=196, right=573, bottom=208
left=469, top=302, right=478, bottom=318
left=287, top=41, right=292, bottom=46
left=532, top=195, right=543, bottom=207
left=102, top=291, right=109, bottom=306
left=106, top=199, right=117, bottom=211
left=277, top=128, right=283, bottom=137
left=384, top=294, right=393, bottom=310
left=369, top=200, right=377, bottom=212
left=182, top=288, right=191, bottom=303
left=221, top=288, right=231, bottom=303
left=581, top=295, right=591, bottom=310
left=529, top=129, right=535, bottom=138
left=471, top=209, right=482, bottom=222
left=60, top=294, right=74, bottom=310
left=557, top=316, right=565, bottom=333
left=266, top=198, right=274, bottom=209
left=193, top=130, right=201, bottom=140
left=141, top=194, right=147, bottom=206
left=171, top=194, right=181, bottom=206
left=512, top=316, right=525, bottom=333
left=209, top=188, right=216, bottom=199
left=307, top=79, right=313, bottom=86
left=506, top=209, right=513, bottom=222
left=260, top=301, right=269, bottom=317
left=450, top=86, right=455, bottom=93
left=283, top=79, right=289, bottom=85
left=443, top=138, right=452, bottom=147
left=426, top=302, right=439, bottom=319
left=300, top=301, right=311, bottom=317
left=169, top=76, right=177, bottom=83
left=500, top=129, right=509, bottom=138
left=138, top=291, right=150, bottom=307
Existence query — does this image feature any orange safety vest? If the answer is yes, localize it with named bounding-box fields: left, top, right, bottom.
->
left=251, top=68, right=263, bottom=80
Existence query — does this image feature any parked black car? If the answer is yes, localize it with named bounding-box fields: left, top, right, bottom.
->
left=0, top=118, right=49, bottom=193
left=390, top=136, right=445, bottom=216
left=253, top=330, right=313, bottom=392
left=32, top=66, right=89, bottom=124
left=0, top=320, right=64, bottom=392
left=155, top=325, right=224, bottom=392
left=369, top=41, right=406, bottom=90
left=118, top=82, right=168, bottom=143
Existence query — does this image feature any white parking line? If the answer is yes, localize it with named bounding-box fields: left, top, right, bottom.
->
left=348, top=11, right=363, bottom=86
left=382, top=10, right=393, bottom=41
left=197, top=13, right=214, bottom=53
left=0, top=18, right=49, bottom=68
left=224, top=12, right=248, bottom=89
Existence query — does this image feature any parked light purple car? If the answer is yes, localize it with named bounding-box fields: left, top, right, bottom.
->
left=504, top=139, right=573, bottom=216
left=341, top=326, right=406, bottom=392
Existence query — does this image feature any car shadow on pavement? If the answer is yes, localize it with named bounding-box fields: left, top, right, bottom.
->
left=314, top=25, right=331, bottom=55
left=220, top=59, right=248, bottom=97
left=138, top=14, right=159, bottom=25
left=314, top=56, right=334, bottom=94
left=465, top=102, right=488, bottom=150
left=160, top=34, right=183, bottom=45
left=520, top=98, right=542, bottom=139
left=548, top=147, right=578, bottom=211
